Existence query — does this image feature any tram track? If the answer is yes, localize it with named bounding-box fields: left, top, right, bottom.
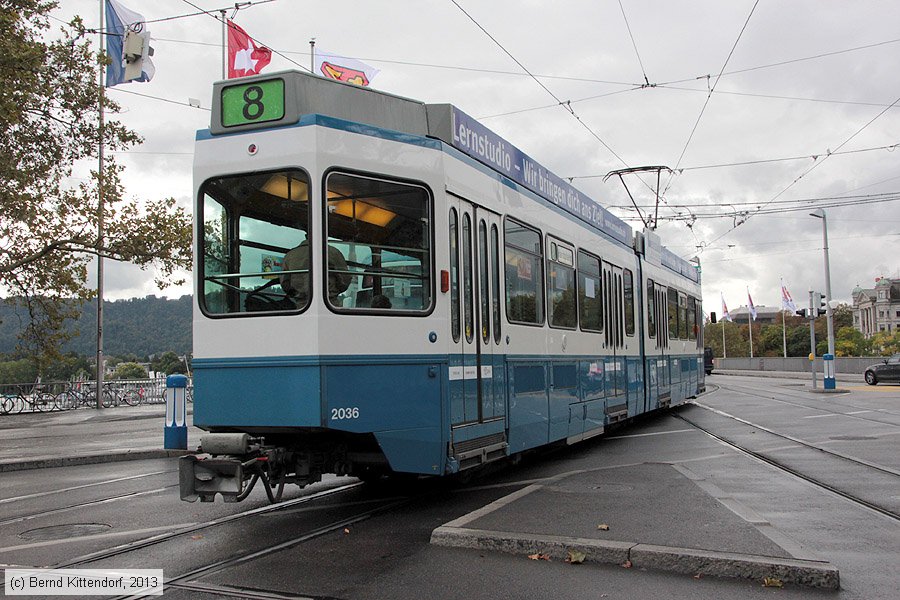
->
left=0, top=485, right=178, bottom=527
left=0, top=469, right=174, bottom=506
left=676, top=405, right=900, bottom=523
left=144, top=495, right=414, bottom=600
left=52, top=480, right=365, bottom=570
left=713, top=380, right=900, bottom=426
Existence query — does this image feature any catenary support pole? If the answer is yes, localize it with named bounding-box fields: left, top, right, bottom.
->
left=96, top=0, right=105, bottom=409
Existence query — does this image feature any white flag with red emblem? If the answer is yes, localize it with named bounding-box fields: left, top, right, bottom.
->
left=781, top=279, right=797, bottom=312
left=314, top=49, right=379, bottom=86
left=747, top=287, right=757, bottom=321
left=227, top=20, right=272, bottom=78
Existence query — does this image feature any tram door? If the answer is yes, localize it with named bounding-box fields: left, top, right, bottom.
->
left=646, top=280, right=670, bottom=410
left=448, top=197, right=503, bottom=437
left=602, top=261, right=628, bottom=422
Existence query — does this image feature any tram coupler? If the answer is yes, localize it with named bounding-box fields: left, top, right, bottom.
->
left=179, top=433, right=265, bottom=502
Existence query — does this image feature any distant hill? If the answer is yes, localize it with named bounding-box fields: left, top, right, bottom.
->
left=0, top=295, right=192, bottom=357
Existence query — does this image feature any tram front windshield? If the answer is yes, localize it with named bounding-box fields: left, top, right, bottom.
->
left=199, top=169, right=432, bottom=316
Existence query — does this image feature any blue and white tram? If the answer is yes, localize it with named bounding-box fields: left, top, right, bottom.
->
left=180, top=71, right=704, bottom=502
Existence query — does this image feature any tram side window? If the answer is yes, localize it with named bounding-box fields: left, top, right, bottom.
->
left=478, top=220, right=490, bottom=343
left=504, top=219, right=544, bottom=325
left=687, top=296, right=697, bottom=341
left=491, top=224, right=502, bottom=344
left=647, top=279, right=656, bottom=338
left=449, top=209, right=460, bottom=342
left=696, top=299, right=703, bottom=346
left=678, top=292, right=688, bottom=339
left=578, top=251, right=602, bottom=333
left=548, top=240, right=576, bottom=329
left=324, top=172, right=432, bottom=313
left=624, top=268, right=635, bottom=336
left=199, top=170, right=311, bottom=316
left=667, top=288, right=678, bottom=339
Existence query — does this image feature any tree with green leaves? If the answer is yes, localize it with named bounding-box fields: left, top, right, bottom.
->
left=0, top=1, right=191, bottom=367
left=111, top=361, right=147, bottom=380
left=151, top=350, right=187, bottom=375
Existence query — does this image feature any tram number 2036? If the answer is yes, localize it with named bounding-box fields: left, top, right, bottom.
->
left=331, top=407, right=360, bottom=420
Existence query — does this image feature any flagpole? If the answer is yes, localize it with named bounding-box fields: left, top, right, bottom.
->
left=722, top=320, right=726, bottom=359
left=782, top=308, right=787, bottom=358
left=748, top=308, right=753, bottom=358
left=96, top=0, right=105, bottom=409
left=221, top=10, right=226, bottom=78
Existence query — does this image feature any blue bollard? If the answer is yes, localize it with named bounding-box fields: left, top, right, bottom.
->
left=823, top=354, right=836, bottom=390
left=164, top=374, right=188, bottom=449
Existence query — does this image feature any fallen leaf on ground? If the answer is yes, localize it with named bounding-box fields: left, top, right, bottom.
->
left=597, top=524, right=610, bottom=531
left=566, top=550, right=586, bottom=564
left=622, top=559, right=633, bottom=569
left=763, top=577, right=784, bottom=588
left=527, top=553, right=551, bottom=561
left=190, top=535, right=203, bottom=540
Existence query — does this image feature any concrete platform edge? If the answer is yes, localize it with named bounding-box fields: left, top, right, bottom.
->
left=0, top=449, right=194, bottom=473
left=430, top=526, right=840, bottom=590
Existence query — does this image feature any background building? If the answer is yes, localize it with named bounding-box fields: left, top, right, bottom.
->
left=852, top=277, right=900, bottom=337
left=727, top=305, right=782, bottom=324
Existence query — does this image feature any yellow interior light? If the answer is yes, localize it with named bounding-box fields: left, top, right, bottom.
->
left=262, top=174, right=308, bottom=201
left=330, top=199, right=396, bottom=227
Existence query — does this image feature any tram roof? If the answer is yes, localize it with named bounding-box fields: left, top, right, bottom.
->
left=206, top=70, right=699, bottom=283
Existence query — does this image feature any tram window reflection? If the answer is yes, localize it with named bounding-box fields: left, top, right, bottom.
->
left=324, top=172, right=432, bottom=313
left=504, top=218, right=544, bottom=325
left=577, top=251, right=602, bottom=333
left=548, top=239, right=576, bottom=329
left=198, top=169, right=310, bottom=316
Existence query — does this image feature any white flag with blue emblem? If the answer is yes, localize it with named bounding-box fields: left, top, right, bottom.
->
left=105, top=0, right=155, bottom=87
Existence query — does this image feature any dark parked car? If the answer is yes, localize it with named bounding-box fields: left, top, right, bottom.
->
left=704, top=347, right=714, bottom=375
left=864, top=354, right=900, bottom=385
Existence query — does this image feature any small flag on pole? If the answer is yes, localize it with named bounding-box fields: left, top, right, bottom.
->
left=781, top=280, right=797, bottom=312
left=747, top=287, right=757, bottom=321
left=313, top=49, right=379, bottom=86
left=721, top=293, right=732, bottom=322
left=227, top=20, right=272, bottom=78
left=105, top=0, right=155, bottom=87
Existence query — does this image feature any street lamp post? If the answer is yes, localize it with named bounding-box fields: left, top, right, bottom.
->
left=810, top=209, right=835, bottom=388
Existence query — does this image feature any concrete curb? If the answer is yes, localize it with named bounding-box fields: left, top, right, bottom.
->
left=430, top=526, right=840, bottom=589
left=712, top=369, right=863, bottom=384
left=0, top=449, right=194, bottom=473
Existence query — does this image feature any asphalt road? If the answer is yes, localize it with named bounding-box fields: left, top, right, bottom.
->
left=0, top=374, right=897, bottom=600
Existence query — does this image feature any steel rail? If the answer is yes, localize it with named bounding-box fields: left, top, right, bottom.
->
left=675, top=408, right=900, bottom=523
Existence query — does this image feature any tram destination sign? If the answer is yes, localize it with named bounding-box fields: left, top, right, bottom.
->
left=220, top=78, right=286, bottom=127
left=443, top=107, right=631, bottom=246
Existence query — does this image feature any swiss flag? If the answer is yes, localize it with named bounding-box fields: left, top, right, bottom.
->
left=227, top=20, right=272, bottom=78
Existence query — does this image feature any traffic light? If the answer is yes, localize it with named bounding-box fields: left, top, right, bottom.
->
left=814, top=292, right=827, bottom=316
left=795, top=308, right=808, bottom=318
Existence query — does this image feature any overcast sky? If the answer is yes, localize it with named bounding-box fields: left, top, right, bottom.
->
left=55, top=0, right=900, bottom=314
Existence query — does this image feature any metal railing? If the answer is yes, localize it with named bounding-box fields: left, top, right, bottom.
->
left=0, top=378, right=192, bottom=415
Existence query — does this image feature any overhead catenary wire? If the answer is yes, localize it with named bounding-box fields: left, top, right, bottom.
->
left=567, top=141, right=900, bottom=179
left=617, top=0, right=651, bottom=86
left=662, top=0, right=760, bottom=197
left=447, top=0, right=633, bottom=170
left=700, top=91, right=900, bottom=249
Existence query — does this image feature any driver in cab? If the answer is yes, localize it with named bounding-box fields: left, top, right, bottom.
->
left=281, top=239, right=351, bottom=306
